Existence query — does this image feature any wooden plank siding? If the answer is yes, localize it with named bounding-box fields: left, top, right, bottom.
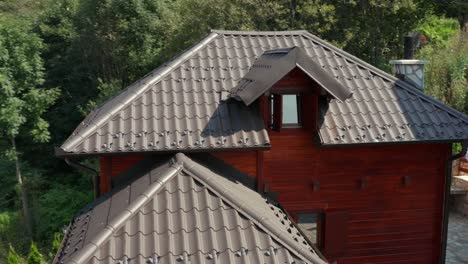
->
left=264, top=129, right=447, bottom=263
left=99, top=151, right=258, bottom=194
left=205, top=128, right=448, bottom=263
left=211, top=151, right=258, bottom=177
left=100, top=154, right=145, bottom=193
left=217, top=69, right=448, bottom=263
left=98, top=138, right=448, bottom=263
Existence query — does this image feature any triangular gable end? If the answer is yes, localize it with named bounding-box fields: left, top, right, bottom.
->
left=231, top=46, right=353, bottom=106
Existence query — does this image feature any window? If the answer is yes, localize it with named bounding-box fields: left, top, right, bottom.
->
left=270, top=94, right=302, bottom=130
left=282, top=94, right=301, bottom=126
left=293, top=212, right=322, bottom=247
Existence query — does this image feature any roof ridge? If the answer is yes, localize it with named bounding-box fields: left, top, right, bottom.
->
left=175, top=153, right=327, bottom=264
left=68, top=162, right=182, bottom=264
left=300, top=31, right=468, bottom=123
left=61, top=32, right=220, bottom=152
left=211, top=29, right=309, bottom=35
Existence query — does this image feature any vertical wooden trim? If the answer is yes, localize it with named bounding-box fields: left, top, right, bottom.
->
left=256, top=150, right=265, bottom=193
left=100, top=156, right=113, bottom=194
left=322, top=210, right=348, bottom=261
left=440, top=144, right=453, bottom=264
left=272, top=94, right=283, bottom=131
left=296, top=94, right=302, bottom=126
left=259, top=95, right=270, bottom=129
left=99, top=157, right=107, bottom=194
left=311, top=95, right=319, bottom=132
left=106, top=156, right=112, bottom=191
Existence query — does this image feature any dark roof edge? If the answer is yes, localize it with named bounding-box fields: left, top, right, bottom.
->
left=60, top=32, right=220, bottom=153
left=68, top=161, right=183, bottom=264
left=318, top=138, right=464, bottom=148
left=300, top=31, right=468, bottom=123
left=294, top=47, right=352, bottom=102
left=175, top=153, right=327, bottom=264
left=55, top=145, right=270, bottom=158
left=296, top=64, right=348, bottom=102
left=52, top=224, right=71, bottom=264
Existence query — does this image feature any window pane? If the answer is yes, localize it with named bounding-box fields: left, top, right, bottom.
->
left=297, top=213, right=319, bottom=245
left=282, top=94, right=299, bottom=125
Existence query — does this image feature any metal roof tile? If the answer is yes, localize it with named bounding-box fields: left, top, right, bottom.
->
left=54, top=154, right=326, bottom=264
left=59, top=30, right=468, bottom=155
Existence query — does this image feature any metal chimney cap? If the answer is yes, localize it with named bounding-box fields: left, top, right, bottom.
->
left=389, top=59, right=429, bottom=65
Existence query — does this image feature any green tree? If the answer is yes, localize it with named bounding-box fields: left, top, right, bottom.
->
left=27, top=242, right=41, bottom=264
left=51, top=232, right=63, bottom=254
left=0, top=0, right=458, bottom=259
left=416, top=16, right=467, bottom=114
left=332, top=0, right=431, bottom=68
left=7, top=244, right=20, bottom=264
left=37, top=184, right=92, bottom=240
left=0, top=17, right=60, bottom=237
left=418, top=15, right=460, bottom=46
left=430, top=0, right=468, bottom=30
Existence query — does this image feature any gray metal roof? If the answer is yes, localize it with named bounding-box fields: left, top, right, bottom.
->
left=59, top=30, right=468, bottom=155
left=54, top=153, right=326, bottom=264
left=231, top=46, right=352, bottom=105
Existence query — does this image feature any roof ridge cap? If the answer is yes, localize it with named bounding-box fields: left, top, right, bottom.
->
left=301, top=31, right=468, bottom=123
left=60, top=32, right=220, bottom=152
left=69, top=162, right=182, bottom=264
left=211, top=29, right=309, bottom=35
left=179, top=154, right=326, bottom=264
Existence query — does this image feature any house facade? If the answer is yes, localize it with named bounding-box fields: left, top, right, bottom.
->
left=55, top=30, right=468, bottom=264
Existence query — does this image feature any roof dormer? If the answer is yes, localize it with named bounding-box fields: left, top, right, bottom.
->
left=232, top=47, right=352, bottom=132
left=231, top=47, right=353, bottom=106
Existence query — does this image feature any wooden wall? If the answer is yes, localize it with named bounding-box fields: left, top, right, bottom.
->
left=219, top=68, right=449, bottom=263
left=99, top=137, right=449, bottom=263
left=99, top=151, right=258, bottom=193
left=211, top=151, right=258, bottom=177
left=263, top=129, right=448, bottom=263
left=100, top=154, right=145, bottom=193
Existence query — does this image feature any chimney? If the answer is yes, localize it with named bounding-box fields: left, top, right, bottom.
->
left=389, top=32, right=428, bottom=91
left=389, top=59, right=428, bottom=91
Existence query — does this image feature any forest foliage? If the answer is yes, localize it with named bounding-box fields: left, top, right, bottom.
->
left=0, top=0, right=466, bottom=262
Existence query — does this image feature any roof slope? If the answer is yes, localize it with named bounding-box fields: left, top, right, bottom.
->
left=59, top=30, right=468, bottom=154
left=54, top=153, right=326, bottom=264
left=59, top=32, right=269, bottom=156
left=231, top=47, right=352, bottom=105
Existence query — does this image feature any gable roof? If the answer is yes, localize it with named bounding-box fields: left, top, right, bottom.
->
left=54, top=153, right=326, bottom=264
left=58, top=30, right=468, bottom=155
left=231, top=46, right=352, bottom=105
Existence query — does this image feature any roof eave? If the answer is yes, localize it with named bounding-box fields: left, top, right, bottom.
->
left=55, top=145, right=271, bottom=158
left=317, top=138, right=467, bottom=148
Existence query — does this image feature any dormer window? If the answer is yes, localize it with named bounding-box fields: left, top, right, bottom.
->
left=270, top=94, right=302, bottom=131
left=283, top=94, right=301, bottom=127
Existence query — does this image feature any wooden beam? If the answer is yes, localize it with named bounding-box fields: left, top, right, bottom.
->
left=100, top=156, right=112, bottom=194
left=256, top=150, right=265, bottom=193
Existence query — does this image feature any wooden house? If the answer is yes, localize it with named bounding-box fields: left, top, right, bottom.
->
left=54, top=30, right=468, bottom=264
